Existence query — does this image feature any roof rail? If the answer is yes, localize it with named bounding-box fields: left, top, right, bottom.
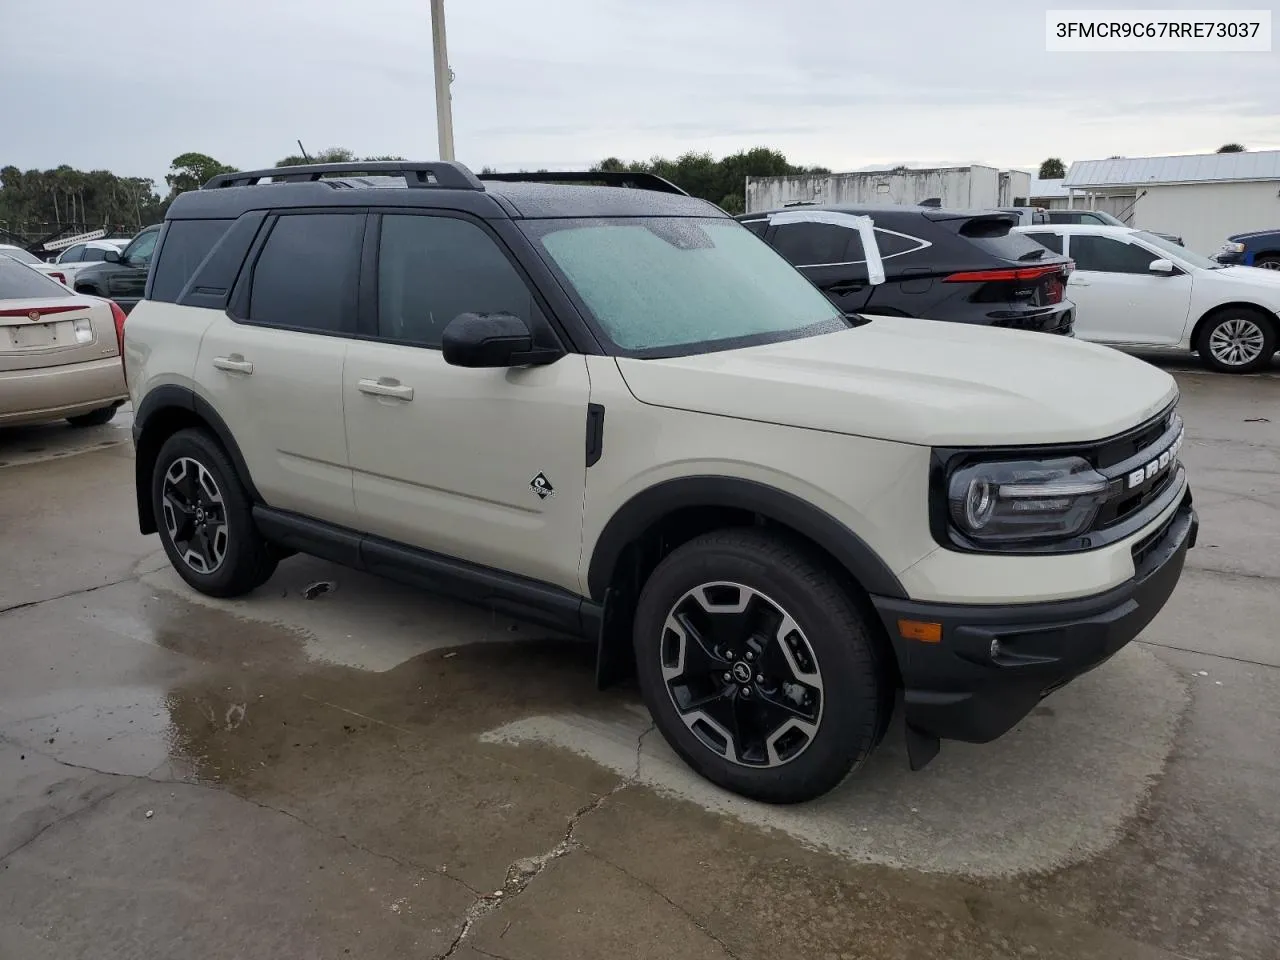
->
left=202, top=161, right=485, bottom=191
left=480, top=170, right=689, bottom=196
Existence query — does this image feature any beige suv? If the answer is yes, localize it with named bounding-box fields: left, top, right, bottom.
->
left=125, top=162, right=1197, bottom=803
left=0, top=256, right=128, bottom=428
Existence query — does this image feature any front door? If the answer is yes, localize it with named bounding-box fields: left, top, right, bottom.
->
left=106, top=227, right=159, bottom=308
left=343, top=211, right=590, bottom=593
left=766, top=217, right=876, bottom=313
left=1064, top=233, right=1193, bottom=345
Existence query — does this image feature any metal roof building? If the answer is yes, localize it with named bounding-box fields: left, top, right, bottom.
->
left=1061, top=150, right=1280, bottom=255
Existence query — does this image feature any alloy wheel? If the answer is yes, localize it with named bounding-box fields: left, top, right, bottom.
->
left=1208, top=317, right=1266, bottom=367
left=660, top=582, right=824, bottom=768
left=1255, top=259, right=1280, bottom=271
left=161, top=456, right=229, bottom=574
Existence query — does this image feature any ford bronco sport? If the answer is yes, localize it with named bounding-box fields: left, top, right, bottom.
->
left=125, top=161, right=1197, bottom=803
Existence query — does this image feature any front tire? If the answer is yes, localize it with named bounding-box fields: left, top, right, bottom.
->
left=66, top=404, right=119, bottom=427
left=1198, top=308, right=1276, bottom=374
left=633, top=529, right=893, bottom=804
left=152, top=428, right=277, bottom=597
left=1253, top=255, right=1280, bottom=271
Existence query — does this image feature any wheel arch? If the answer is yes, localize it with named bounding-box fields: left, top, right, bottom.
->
left=1189, top=301, right=1278, bottom=353
left=587, top=477, right=907, bottom=688
left=133, top=385, right=260, bottom=534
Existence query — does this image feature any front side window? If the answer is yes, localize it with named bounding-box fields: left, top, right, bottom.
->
left=771, top=222, right=863, bottom=266
left=82, top=246, right=108, bottom=262
left=58, top=244, right=85, bottom=263
left=1136, top=231, right=1219, bottom=270
left=524, top=217, right=847, bottom=356
left=123, top=229, right=159, bottom=266
left=1070, top=235, right=1161, bottom=274
left=376, top=214, right=540, bottom=348
left=248, top=213, right=363, bottom=333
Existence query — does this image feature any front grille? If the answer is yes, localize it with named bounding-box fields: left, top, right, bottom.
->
left=1094, top=408, right=1184, bottom=529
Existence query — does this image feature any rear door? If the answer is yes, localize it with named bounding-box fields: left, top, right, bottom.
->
left=1063, top=233, right=1192, bottom=344
left=195, top=211, right=363, bottom=526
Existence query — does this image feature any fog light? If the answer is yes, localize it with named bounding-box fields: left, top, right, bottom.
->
left=73, top=318, right=93, bottom=343
left=990, top=638, right=1002, bottom=659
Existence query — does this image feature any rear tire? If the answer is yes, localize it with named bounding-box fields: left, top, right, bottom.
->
left=633, top=528, right=894, bottom=804
left=1253, top=255, right=1280, bottom=271
left=152, top=428, right=277, bottom=597
left=1197, top=308, right=1276, bottom=374
left=66, top=404, right=119, bottom=427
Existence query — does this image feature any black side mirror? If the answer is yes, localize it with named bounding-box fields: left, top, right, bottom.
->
left=103, top=249, right=121, bottom=263
left=441, top=312, right=561, bottom=368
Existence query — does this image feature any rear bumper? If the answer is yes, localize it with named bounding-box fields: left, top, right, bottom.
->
left=0, top=357, right=127, bottom=426
left=871, top=491, right=1196, bottom=746
left=986, top=303, right=1074, bottom=336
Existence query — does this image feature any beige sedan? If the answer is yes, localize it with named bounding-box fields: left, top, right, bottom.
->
left=0, top=257, right=128, bottom=428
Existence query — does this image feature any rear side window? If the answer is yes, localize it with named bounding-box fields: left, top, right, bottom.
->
left=376, top=214, right=539, bottom=348
left=248, top=214, right=363, bottom=333
left=0, top=258, right=72, bottom=299
left=151, top=220, right=233, bottom=302
left=772, top=222, right=863, bottom=266
left=874, top=229, right=925, bottom=258
left=958, top=218, right=1053, bottom=261
left=1025, top=232, right=1064, bottom=254
left=1070, top=235, right=1159, bottom=274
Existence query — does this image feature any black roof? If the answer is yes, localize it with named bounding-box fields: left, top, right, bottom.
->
left=167, top=162, right=722, bottom=222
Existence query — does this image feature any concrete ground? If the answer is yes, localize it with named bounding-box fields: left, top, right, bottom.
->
left=1, top=357, right=1277, bottom=960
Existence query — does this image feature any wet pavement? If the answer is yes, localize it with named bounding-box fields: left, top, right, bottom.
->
left=1, top=363, right=1278, bottom=960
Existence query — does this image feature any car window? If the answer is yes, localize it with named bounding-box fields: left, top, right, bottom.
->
left=1135, top=231, right=1218, bottom=270
left=81, top=246, right=109, bottom=262
left=1025, top=232, right=1064, bottom=254
left=1069, top=236, right=1162, bottom=274
left=1, top=247, right=41, bottom=265
left=524, top=216, right=846, bottom=356
left=0, top=257, right=74, bottom=299
left=123, top=229, right=159, bottom=266
left=737, top=218, right=769, bottom=238
left=771, top=222, right=864, bottom=266
left=1049, top=212, right=1082, bottom=224
left=151, top=220, right=234, bottom=303
left=874, top=229, right=924, bottom=258
left=58, top=244, right=85, bottom=263
left=376, top=214, right=541, bottom=348
left=248, top=213, right=363, bottom=333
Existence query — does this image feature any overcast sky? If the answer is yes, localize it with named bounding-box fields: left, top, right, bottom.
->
left=3, top=0, right=1278, bottom=188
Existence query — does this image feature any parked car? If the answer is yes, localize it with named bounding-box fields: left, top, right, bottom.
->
left=1047, top=209, right=1184, bottom=246
left=1215, top=228, right=1280, bottom=270
left=0, top=243, right=75, bottom=285
left=126, top=160, right=1195, bottom=803
left=72, top=224, right=161, bottom=313
left=35, top=239, right=133, bottom=288
left=0, top=257, right=128, bottom=427
left=996, top=206, right=1050, bottom=225
left=739, top=205, right=1075, bottom=335
left=1017, top=223, right=1280, bottom=373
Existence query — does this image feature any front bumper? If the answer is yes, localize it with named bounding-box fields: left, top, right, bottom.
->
left=871, top=491, right=1197, bottom=749
left=1214, top=252, right=1246, bottom=266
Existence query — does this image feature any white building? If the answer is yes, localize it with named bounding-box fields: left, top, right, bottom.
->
left=1028, top=177, right=1070, bottom=210
left=1063, top=150, right=1280, bottom=255
left=744, top=165, right=1030, bottom=213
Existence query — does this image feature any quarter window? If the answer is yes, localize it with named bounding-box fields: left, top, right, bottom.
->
left=248, top=213, right=363, bottom=333
left=1069, top=235, right=1159, bottom=274
left=376, top=214, right=540, bottom=348
left=151, top=220, right=233, bottom=303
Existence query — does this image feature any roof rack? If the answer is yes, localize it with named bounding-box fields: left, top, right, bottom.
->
left=480, top=170, right=689, bottom=196
left=203, top=161, right=484, bottom=191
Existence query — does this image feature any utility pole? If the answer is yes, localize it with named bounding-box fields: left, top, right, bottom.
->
left=430, top=0, right=456, bottom=161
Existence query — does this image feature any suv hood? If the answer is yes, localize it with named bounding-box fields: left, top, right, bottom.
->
left=615, top=317, right=1177, bottom=446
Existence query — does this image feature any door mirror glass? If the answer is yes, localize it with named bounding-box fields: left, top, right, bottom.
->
left=103, top=249, right=121, bottom=263
left=442, top=312, right=559, bottom=368
left=1148, top=258, right=1175, bottom=274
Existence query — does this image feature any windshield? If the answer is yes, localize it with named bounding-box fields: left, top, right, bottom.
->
left=1, top=247, right=41, bottom=265
left=1136, top=231, right=1220, bottom=269
left=523, top=217, right=847, bottom=356
left=1090, top=211, right=1126, bottom=226
left=0, top=257, right=73, bottom=299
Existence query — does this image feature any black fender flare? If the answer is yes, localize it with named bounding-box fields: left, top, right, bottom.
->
left=132, top=385, right=262, bottom=532
left=586, top=476, right=907, bottom=601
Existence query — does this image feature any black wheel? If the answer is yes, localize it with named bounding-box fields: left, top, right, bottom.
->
left=633, top=529, right=894, bottom=804
left=1197, top=308, right=1276, bottom=374
left=66, top=404, right=119, bottom=427
left=152, top=428, right=277, bottom=597
left=1253, top=255, right=1280, bottom=271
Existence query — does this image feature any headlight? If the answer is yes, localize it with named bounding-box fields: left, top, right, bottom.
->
left=947, top=456, right=1109, bottom=544
left=1220, top=241, right=1245, bottom=255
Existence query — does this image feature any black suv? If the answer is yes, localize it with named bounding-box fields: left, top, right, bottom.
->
left=73, top=223, right=161, bottom=313
left=739, top=205, right=1075, bottom=335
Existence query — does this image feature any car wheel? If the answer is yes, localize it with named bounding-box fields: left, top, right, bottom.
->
left=1254, top=255, right=1280, bottom=271
left=1198, top=308, right=1276, bottom=374
left=66, top=404, right=119, bottom=427
left=152, top=428, right=277, bottom=597
left=633, top=528, right=894, bottom=804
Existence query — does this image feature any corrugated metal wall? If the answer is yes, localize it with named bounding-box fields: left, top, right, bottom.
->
left=1134, top=182, right=1280, bottom=255
left=745, top=166, right=1006, bottom=212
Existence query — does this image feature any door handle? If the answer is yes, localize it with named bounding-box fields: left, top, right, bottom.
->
left=212, top=355, right=254, bottom=374
left=358, top=377, right=414, bottom=401
left=827, top=283, right=865, bottom=295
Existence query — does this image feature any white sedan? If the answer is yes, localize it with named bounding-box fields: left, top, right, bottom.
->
left=1014, top=223, right=1280, bottom=373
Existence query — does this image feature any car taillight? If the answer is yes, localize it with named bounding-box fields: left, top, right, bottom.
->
left=50, top=271, right=68, bottom=285
left=1043, top=274, right=1064, bottom=304
left=943, top=265, right=1065, bottom=283
left=109, top=301, right=127, bottom=357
